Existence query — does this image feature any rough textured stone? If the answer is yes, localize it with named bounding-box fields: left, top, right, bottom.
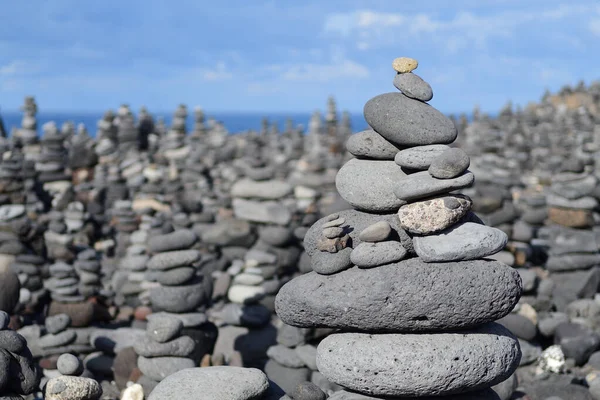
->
left=394, top=145, right=450, bottom=170
left=147, top=250, right=201, bottom=271
left=398, top=194, right=472, bottom=234
left=364, top=92, right=457, bottom=147
left=317, top=324, right=520, bottom=397
left=350, top=241, right=407, bottom=268
left=413, top=222, right=508, bottom=262
left=393, top=171, right=474, bottom=203
left=335, top=159, right=407, bottom=212
left=328, top=389, right=501, bottom=399
left=45, top=376, right=102, bottom=400
left=393, top=72, right=433, bottom=102
left=147, top=366, right=269, bottom=400
left=310, top=248, right=353, bottom=275
left=276, top=259, right=521, bottom=332
left=392, top=57, right=418, bottom=73
left=304, top=209, right=413, bottom=257
left=428, top=148, right=470, bottom=179
left=146, top=315, right=183, bottom=343
left=0, top=330, right=25, bottom=353
left=346, top=130, right=402, bottom=160
left=137, top=356, right=196, bottom=382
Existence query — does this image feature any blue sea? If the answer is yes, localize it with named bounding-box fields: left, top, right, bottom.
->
left=1, top=111, right=369, bottom=136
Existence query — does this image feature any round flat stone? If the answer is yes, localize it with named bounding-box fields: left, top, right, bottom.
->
left=413, top=222, right=508, bottom=262
left=137, top=356, right=196, bottom=382
left=393, top=170, right=474, bottom=203
left=232, top=198, right=292, bottom=226
left=148, top=230, right=197, bottom=253
left=358, top=221, right=392, bottom=242
left=364, top=93, right=457, bottom=147
left=40, top=330, right=77, bottom=348
left=398, top=194, right=472, bottom=234
left=157, top=267, right=196, bottom=286
left=310, top=248, right=353, bottom=275
left=329, top=388, right=502, bottom=399
left=317, top=323, right=520, bottom=397
left=394, top=145, right=451, bottom=170
left=428, top=148, right=470, bottom=179
left=147, top=250, right=201, bottom=271
left=336, top=159, right=407, bottom=212
left=149, top=278, right=209, bottom=313
left=134, top=335, right=196, bottom=358
left=148, top=366, right=269, bottom=400
left=350, top=241, right=407, bottom=268
left=57, top=353, right=83, bottom=376
left=346, top=130, right=402, bottom=160
left=393, top=72, right=433, bottom=102
left=146, top=315, right=183, bottom=342
left=276, top=258, right=521, bottom=332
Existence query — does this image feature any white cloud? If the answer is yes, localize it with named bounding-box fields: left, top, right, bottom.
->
left=324, top=4, right=593, bottom=52
left=0, top=61, right=26, bottom=76
left=200, top=62, right=232, bottom=81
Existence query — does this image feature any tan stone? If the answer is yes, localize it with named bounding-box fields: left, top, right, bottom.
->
left=392, top=57, right=418, bottom=73
left=398, top=195, right=472, bottom=234
left=548, top=207, right=593, bottom=228
left=132, top=198, right=171, bottom=213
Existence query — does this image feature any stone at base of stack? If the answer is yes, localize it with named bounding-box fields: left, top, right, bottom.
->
left=276, top=57, right=522, bottom=398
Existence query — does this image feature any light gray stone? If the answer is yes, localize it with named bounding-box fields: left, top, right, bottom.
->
left=137, top=356, right=196, bottom=382
left=393, top=171, right=474, bottom=203
left=394, top=145, right=450, bottom=170
left=393, top=72, right=433, bottom=102
left=310, top=248, right=353, bottom=275
left=231, top=179, right=292, bottom=200
left=358, top=221, right=391, bottom=242
left=350, top=241, right=406, bottom=268
left=428, top=148, right=470, bottom=179
left=233, top=198, right=292, bottom=225
left=147, top=250, right=201, bottom=271
left=346, top=130, right=402, bottom=160
left=413, top=222, right=508, bottom=262
left=335, top=159, right=407, bottom=212
left=317, top=324, right=520, bottom=397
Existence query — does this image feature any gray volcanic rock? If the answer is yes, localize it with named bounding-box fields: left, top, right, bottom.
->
left=393, top=72, right=433, bottom=102
left=148, top=366, right=269, bottom=400
left=358, top=221, right=392, bottom=242
left=157, top=267, right=196, bottom=286
left=146, top=315, right=183, bottom=342
left=413, top=222, right=508, bottom=262
left=148, top=229, right=197, bottom=253
left=350, top=241, right=407, bottom=268
left=147, top=250, right=201, bottom=271
left=394, top=145, right=450, bottom=170
left=137, top=356, right=195, bottom=382
left=45, top=376, right=102, bottom=400
left=364, top=92, right=457, bottom=147
left=275, top=259, right=521, bottom=332
left=428, top=148, right=470, bottom=179
left=0, top=330, right=26, bottom=353
left=231, top=179, right=293, bottom=200
left=316, top=323, right=520, bottom=397
left=304, top=209, right=414, bottom=257
left=394, top=171, right=474, bottom=203
left=310, top=248, right=353, bottom=275
left=134, top=336, right=196, bottom=357
left=346, top=130, right=402, bottom=160
left=328, top=389, right=502, bottom=399
left=233, top=198, right=292, bottom=225
left=150, top=277, right=210, bottom=313
left=335, top=159, right=407, bottom=212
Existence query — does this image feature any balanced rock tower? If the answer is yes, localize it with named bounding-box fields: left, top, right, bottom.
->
left=275, top=58, right=523, bottom=399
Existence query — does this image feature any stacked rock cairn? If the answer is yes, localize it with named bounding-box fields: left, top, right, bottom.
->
left=276, top=57, right=523, bottom=398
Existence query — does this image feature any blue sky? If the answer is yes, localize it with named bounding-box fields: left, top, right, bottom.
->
left=0, top=0, right=599, bottom=114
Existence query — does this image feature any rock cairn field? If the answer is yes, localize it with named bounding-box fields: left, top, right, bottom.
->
left=4, top=57, right=600, bottom=399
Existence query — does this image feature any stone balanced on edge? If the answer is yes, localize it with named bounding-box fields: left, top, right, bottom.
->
left=275, top=57, right=523, bottom=399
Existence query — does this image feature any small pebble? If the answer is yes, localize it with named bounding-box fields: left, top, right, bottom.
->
left=57, top=353, right=84, bottom=376
left=392, top=57, right=418, bottom=73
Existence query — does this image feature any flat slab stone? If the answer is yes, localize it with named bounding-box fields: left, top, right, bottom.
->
left=275, top=259, right=521, bottom=332
left=147, top=250, right=201, bottom=271
left=328, top=389, right=502, bottom=399
left=413, top=222, right=508, bottom=262
left=148, top=366, right=269, bottom=400
left=364, top=92, right=457, bottom=147
left=304, top=209, right=414, bottom=257
left=150, top=277, right=210, bottom=313
left=336, top=159, right=407, bottom=212
left=317, top=323, right=520, bottom=397
left=232, top=198, right=292, bottom=225
left=346, top=130, right=402, bottom=160
left=231, top=179, right=292, bottom=200
left=398, top=194, right=472, bottom=234
left=394, top=171, right=474, bottom=203
left=350, top=241, right=406, bottom=268
left=394, top=145, right=451, bottom=170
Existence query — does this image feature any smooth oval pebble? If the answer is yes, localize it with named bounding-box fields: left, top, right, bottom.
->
left=364, top=93, right=457, bottom=147
left=148, top=366, right=269, bottom=400
left=147, top=230, right=197, bottom=253
left=346, top=130, right=402, bottom=160
left=147, top=250, right=201, bottom=271
left=310, top=248, right=353, bottom=275
left=317, top=323, right=520, bottom=397
left=392, top=57, right=418, bottom=73
left=336, top=159, right=407, bottom=212
left=394, top=145, right=450, bottom=170
left=57, top=353, right=83, bottom=376
left=393, top=72, right=433, bottom=102
left=413, top=222, right=508, bottom=262
left=358, top=221, right=391, bottom=242
left=350, top=241, right=407, bottom=268
left=393, top=170, right=474, bottom=203
left=146, top=315, right=183, bottom=343
left=157, top=267, right=196, bottom=286
left=428, top=148, right=470, bottom=179
left=276, top=258, right=522, bottom=332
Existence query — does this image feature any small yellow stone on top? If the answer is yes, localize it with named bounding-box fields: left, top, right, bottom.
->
left=392, top=57, right=418, bottom=73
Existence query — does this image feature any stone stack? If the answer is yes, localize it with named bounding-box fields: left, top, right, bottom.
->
left=37, top=122, right=70, bottom=186
left=0, top=310, right=40, bottom=399
left=276, top=58, right=522, bottom=398
left=133, top=313, right=196, bottom=394
left=16, top=96, right=38, bottom=146
left=45, top=353, right=102, bottom=400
